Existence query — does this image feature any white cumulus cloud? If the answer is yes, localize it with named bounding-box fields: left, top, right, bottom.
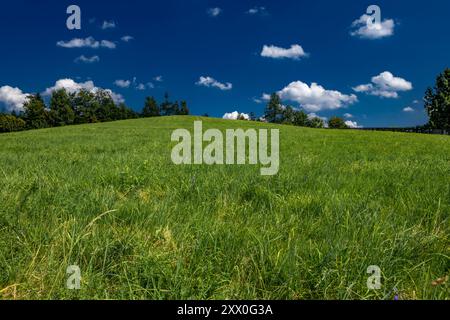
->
left=403, top=107, right=414, bottom=112
left=261, top=44, right=308, bottom=60
left=353, top=71, right=413, bottom=98
left=114, top=80, right=131, bottom=88
left=57, top=37, right=116, bottom=49
left=0, top=85, right=29, bottom=112
left=278, top=81, right=358, bottom=112
left=223, top=111, right=250, bottom=120
left=350, top=14, right=395, bottom=39
left=196, top=76, right=232, bottom=91
left=345, top=120, right=363, bottom=128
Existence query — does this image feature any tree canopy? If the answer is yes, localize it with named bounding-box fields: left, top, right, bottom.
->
left=424, top=68, right=450, bottom=130
left=328, top=116, right=348, bottom=129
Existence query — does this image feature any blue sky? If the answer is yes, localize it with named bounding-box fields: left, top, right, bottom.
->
left=0, top=0, right=449, bottom=127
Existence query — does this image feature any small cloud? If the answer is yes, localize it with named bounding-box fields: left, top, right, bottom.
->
left=121, top=35, right=134, bottom=42
left=261, top=93, right=271, bottom=101
left=344, top=113, right=353, bottom=118
left=154, top=75, right=163, bottom=82
left=100, top=40, right=116, bottom=49
left=116, top=78, right=154, bottom=90
left=57, top=37, right=116, bottom=49
left=102, top=20, right=116, bottom=30
left=253, top=93, right=271, bottom=104
left=57, top=37, right=99, bottom=48
left=196, top=76, right=232, bottom=91
left=223, top=111, right=250, bottom=120
left=350, top=14, right=395, bottom=39
left=246, top=6, right=268, bottom=16
left=136, top=83, right=155, bottom=91
left=261, top=44, right=308, bottom=60
left=207, top=7, right=222, bottom=17
left=353, top=71, right=412, bottom=98
left=403, top=107, right=414, bottom=112
left=114, top=79, right=131, bottom=88
left=74, top=55, right=100, bottom=64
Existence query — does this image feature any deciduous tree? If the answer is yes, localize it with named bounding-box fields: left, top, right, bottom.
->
left=424, top=68, right=450, bottom=129
left=328, top=116, right=348, bottom=129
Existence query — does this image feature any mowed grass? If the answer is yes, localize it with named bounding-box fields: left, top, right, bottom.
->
left=0, top=116, right=449, bottom=300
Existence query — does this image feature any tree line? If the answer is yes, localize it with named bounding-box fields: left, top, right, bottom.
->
left=262, top=93, right=347, bottom=129
left=0, top=90, right=189, bottom=133
left=262, top=68, right=450, bottom=131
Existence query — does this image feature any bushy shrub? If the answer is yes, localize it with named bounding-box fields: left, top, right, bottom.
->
left=328, top=116, right=348, bottom=129
left=0, top=114, right=26, bottom=133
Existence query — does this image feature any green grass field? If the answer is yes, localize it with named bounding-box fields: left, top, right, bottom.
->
left=0, top=116, right=449, bottom=300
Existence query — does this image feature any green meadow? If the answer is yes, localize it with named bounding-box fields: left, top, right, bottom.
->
left=0, top=116, right=448, bottom=299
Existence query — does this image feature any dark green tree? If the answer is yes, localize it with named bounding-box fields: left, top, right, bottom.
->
left=94, top=90, right=116, bottom=122
left=282, top=105, right=295, bottom=124
left=424, top=68, right=450, bottom=129
left=328, top=116, right=348, bottom=129
left=179, top=101, right=190, bottom=115
left=160, top=92, right=171, bottom=116
left=117, top=103, right=137, bottom=120
left=171, top=101, right=180, bottom=115
left=23, top=94, right=49, bottom=129
left=73, top=89, right=97, bottom=124
left=264, top=93, right=283, bottom=123
left=49, top=89, right=75, bottom=126
left=142, top=97, right=160, bottom=117
left=292, top=110, right=308, bottom=127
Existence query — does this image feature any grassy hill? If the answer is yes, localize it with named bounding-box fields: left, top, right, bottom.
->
left=0, top=116, right=448, bottom=299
